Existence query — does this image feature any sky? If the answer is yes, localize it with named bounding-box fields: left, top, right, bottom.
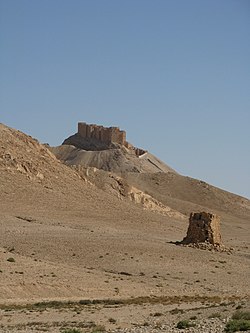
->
left=0, top=0, right=249, bottom=199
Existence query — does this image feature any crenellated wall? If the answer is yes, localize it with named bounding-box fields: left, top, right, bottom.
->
left=77, top=122, right=147, bottom=156
left=78, top=122, right=127, bottom=145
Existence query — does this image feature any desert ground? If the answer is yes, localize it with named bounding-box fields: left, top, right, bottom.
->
left=0, top=123, right=249, bottom=332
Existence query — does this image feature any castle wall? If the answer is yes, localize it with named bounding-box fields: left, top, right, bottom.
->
left=77, top=122, right=127, bottom=145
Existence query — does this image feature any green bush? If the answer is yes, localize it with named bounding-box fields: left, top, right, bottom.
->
left=176, top=320, right=195, bottom=329
left=232, top=310, right=250, bottom=320
left=225, top=319, right=250, bottom=332
left=224, top=311, right=250, bottom=332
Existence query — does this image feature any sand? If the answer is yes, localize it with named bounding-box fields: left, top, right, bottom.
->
left=0, top=123, right=249, bottom=332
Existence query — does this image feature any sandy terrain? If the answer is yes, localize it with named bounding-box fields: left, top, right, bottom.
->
left=0, top=123, right=249, bottom=332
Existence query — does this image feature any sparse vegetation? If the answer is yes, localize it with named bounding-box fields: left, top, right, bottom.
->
left=225, top=319, right=250, bottom=332
left=208, top=312, right=221, bottom=318
left=170, top=308, right=185, bottom=315
left=224, top=311, right=250, bottom=332
left=61, top=329, right=82, bottom=333
left=232, top=310, right=250, bottom=320
left=91, top=325, right=106, bottom=333
left=34, top=300, right=69, bottom=309
left=176, top=319, right=196, bottom=329
left=189, top=315, right=197, bottom=320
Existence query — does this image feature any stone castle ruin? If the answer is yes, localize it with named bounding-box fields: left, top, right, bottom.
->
left=78, top=122, right=127, bottom=146
left=182, top=212, right=222, bottom=246
left=65, top=122, right=146, bottom=157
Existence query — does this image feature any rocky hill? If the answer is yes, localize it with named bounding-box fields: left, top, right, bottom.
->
left=50, top=122, right=250, bottom=221
left=51, top=122, right=176, bottom=173
left=50, top=144, right=176, bottom=174
left=0, top=122, right=249, bottom=328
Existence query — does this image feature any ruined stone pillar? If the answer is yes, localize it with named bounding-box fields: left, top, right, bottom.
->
left=182, top=212, right=222, bottom=245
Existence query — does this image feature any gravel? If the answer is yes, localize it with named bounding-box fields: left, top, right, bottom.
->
left=110, top=318, right=228, bottom=333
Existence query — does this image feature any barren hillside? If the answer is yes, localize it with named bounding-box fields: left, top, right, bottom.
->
left=50, top=144, right=176, bottom=174
left=0, top=123, right=249, bottom=333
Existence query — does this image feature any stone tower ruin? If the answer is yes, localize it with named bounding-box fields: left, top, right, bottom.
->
left=74, top=122, right=146, bottom=156
left=182, top=212, right=222, bottom=246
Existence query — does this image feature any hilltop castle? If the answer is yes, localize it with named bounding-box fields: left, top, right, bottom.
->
left=73, top=122, right=146, bottom=156
left=78, top=122, right=128, bottom=147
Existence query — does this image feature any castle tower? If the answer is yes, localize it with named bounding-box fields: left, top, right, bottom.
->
left=182, top=212, right=222, bottom=245
left=78, top=122, right=87, bottom=137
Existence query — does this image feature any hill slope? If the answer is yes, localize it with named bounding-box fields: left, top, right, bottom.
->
left=50, top=144, right=176, bottom=173
left=124, top=172, right=250, bottom=219
left=50, top=129, right=250, bottom=221
left=0, top=123, right=249, bottom=306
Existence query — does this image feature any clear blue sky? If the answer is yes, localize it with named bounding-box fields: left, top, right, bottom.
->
left=1, top=0, right=249, bottom=198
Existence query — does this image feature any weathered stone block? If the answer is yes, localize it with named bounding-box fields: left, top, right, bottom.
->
left=182, top=212, right=222, bottom=245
